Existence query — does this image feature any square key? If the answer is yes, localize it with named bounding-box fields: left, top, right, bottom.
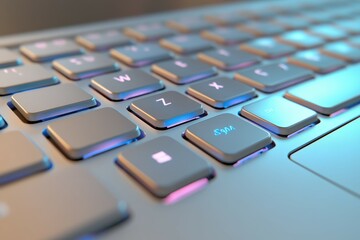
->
left=76, top=30, right=131, bottom=51
left=129, top=91, right=205, bottom=129
left=0, top=131, right=51, bottom=184
left=201, top=27, right=254, bottom=45
left=185, top=113, right=272, bottom=165
left=90, top=69, right=164, bottom=100
left=240, top=97, right=318, bottom=136
left=240, top=38, right=296, bottom=59
left=46, top=107, right=142, bottom=159
left=152, top=57, right=217, bottom=84
left=123, top=23, right=175, bottom=41
left=159, top=34, right=213, bottom=54
left=187, top=77, right=256, bottom=108
left=117, top=136, right=214, bottom=198
left=0, top=48, right=22, bottom=68
left=52, top=54, right=120, bottom=80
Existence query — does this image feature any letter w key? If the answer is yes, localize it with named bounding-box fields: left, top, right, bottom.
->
left=114, top=74, right=131, bottom=82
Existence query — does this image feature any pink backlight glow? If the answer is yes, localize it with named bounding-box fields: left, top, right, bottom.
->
left=163, top=178, right=209, bottom=205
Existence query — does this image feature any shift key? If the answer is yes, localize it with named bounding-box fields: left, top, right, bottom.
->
left=0, top=168, right=129, bottom=240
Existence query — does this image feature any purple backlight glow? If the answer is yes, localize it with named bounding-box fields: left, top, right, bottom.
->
left=233, top=142, right=275, bottom=167
left=163, top=178, right=208, bottom=205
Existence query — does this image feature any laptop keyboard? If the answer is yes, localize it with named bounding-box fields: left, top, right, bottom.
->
left=1, top=0, right=360, bottom=239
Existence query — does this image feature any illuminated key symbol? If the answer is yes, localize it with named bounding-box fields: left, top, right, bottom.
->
left=152, top=151, right=172, bottom=164
left=209, top=82, right=224, bottom=90
left=113, top=74, right=131, bottom=82
left=35, top=42, right=47, bottom=49
left=3, top=68, right=22, bottom=76
left=70, top=58, right=82, bottom=65
left=174, top=60, right=187, bottom=68
left=128, top=46, right=138, bottom=52
left=83, top=56, right=95, bottom=62
left=218, top=49, right=230, bottom=56
left=156, top=98, right=172, bottom=106
left=53, top=39, right=66, bottom=46
left=278, top=63, right=289, bottom=71
left=254, top=68, right=268, bottom=77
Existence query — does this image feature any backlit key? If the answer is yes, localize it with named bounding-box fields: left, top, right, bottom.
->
left=152, top=57, right=217, bottom=84
left=308, top=24, right=347, bottom=41
left=129, top=91, right=205, bottom=129
left=278, top=30, right=325, bottom=49
left=90, top=69, right=164, bottom=100
left=0, top=65, right=59, bottom=95
left=20, top=38, right=82, bottom=62
left=11, top=84, right=97, bottom=122
left=110, top=43, right=171, bottom=67
left=53, top=54, right=119, bottom=80
left=240, top=38, right=296, bottom=59
left=240, top=97, right=318, bottom=136
left=185, top=113, right=273, bottom=164
left=117, top=136, right=214, bottom=199
left=46, top=107, right=142, bottom=159
left=187, top=77, right=256, bottom=108
left=76, top=30, right=131, bottom=51
left=0, top=49, right=22, bottom=68
left=235, top=62, right=313, bottom=93
left=0, top=131, right=51, bottom=184
left=320, top=42, right=360, bottom=62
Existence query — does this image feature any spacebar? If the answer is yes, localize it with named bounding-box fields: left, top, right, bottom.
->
left=285, top=65, right=360, bottom=115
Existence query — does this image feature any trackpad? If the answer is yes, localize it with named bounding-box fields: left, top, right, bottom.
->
left=290, top=118, right=360, bottom=196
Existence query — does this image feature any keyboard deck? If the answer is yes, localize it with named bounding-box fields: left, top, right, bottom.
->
left=0, top=0, right=359, bottom=239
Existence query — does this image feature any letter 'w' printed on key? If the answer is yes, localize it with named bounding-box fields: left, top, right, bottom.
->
left=113, top=74, right=131, bottom=82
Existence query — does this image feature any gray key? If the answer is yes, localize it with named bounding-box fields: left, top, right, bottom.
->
left=0, top=115, right=6, bottom=129
left=285, top=65, right=360, bottom=115
left=152, top=57, right=217, bottom=84
left=0, top=48, right=22, bottom=68
left=187, top=77, right=256, bottom=108
left=76, top=30, right=131, bottom=51
left=117, top=136, right=214, bottom=198
left=308, top=24, right=347, bottom=41
left=0, top=131, right=51, bottom=184
left=167, top=18, right=213, bottom=33
left=235, top=62, right=314, bottom=93
left=110, top=43, right=171, bottom=67
left=237, top=21, right=285, bottom=37
left=129, top=91, right=205, bottom=129
left=198, top=47, right=260, bottom=71
left=240, top=38, right=296, bottom=59
left=11, top=84, right=97, bottom=122
left=91, top=69, right=164, bottom=101
left=278, top=30, right=325, bottom=49
left=201, top=27, right=254, bottom=45
left=159, top=34, right=213, bottom=54
left=288, top=50, right=346, bottom=74
left=0, top=168, right=129, bottom=240
left=20, top=38, right=83, bottom=62
left=123, top=23, right=175, bottom=41
left=240, top=97, right=318, bottom=136
left=205, top=14, right=247, bottom=26
left=320, top=42, right=360, bottom=62
left=184, top=113, right=272, bottom=164
left=46, top=107, right=141, bottom=159
left=333, top=18, right=360, bottom=34
left=0, top=65, right=59, bottom=95
left=76, top=30, right=130, bottom=51
left=271, top=16, right=311, bottom=30
left=53, top=54, right=120, bottom=80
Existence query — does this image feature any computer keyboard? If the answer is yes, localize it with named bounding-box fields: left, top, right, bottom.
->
left=0, top=0, right=360, bottom=239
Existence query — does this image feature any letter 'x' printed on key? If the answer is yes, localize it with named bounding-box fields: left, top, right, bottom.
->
left=209, top=82, right=224, bottom=90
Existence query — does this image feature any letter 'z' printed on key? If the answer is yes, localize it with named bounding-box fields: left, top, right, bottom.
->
left=156, top=98, right=172, bottom=106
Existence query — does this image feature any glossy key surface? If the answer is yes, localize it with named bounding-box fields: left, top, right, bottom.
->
left=90, top=69, right=164, bottom=100
left=285, top=65, right=360, bottom=115
left=47, top=107, right=141, bottom=159
left=241, top=97, right=318, bottom=136
left=235, top=62, right=313, bottom=93
left=185, top=113, right=272, bottom=164
left=308, top=24, right=347, bottom=41
left=117, top=136, right=214, bottom=198
left=0, top=48, right=21, bottom=68
left=320, top=42, right=360, bottom=62
left=187, top=77, right=256, bottom=108
left=53, top=54, right=119, bottom=80
left=0, top=131, right=51, bottom=184
left=76, top=30, right=131, bottom=51
left=278, top=30, right=325, bottom=49
left=129, top=91, right=204, bottom=129
left=240, top=38, right=296, bottom=59
left=198, top=47, right=260, bottom=71
left=152, top=57, right=217, bottom=84
left=160, top=34, right=213, bottom=54
left=11, top=84, right=97, bottom=122
left=0, top=168, right=129, bottom=240
left=0, top=65, right=59, bottom=95
left=20, top=38, right=82, bottom=62
left=110, top=43, right=171, bottom=67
